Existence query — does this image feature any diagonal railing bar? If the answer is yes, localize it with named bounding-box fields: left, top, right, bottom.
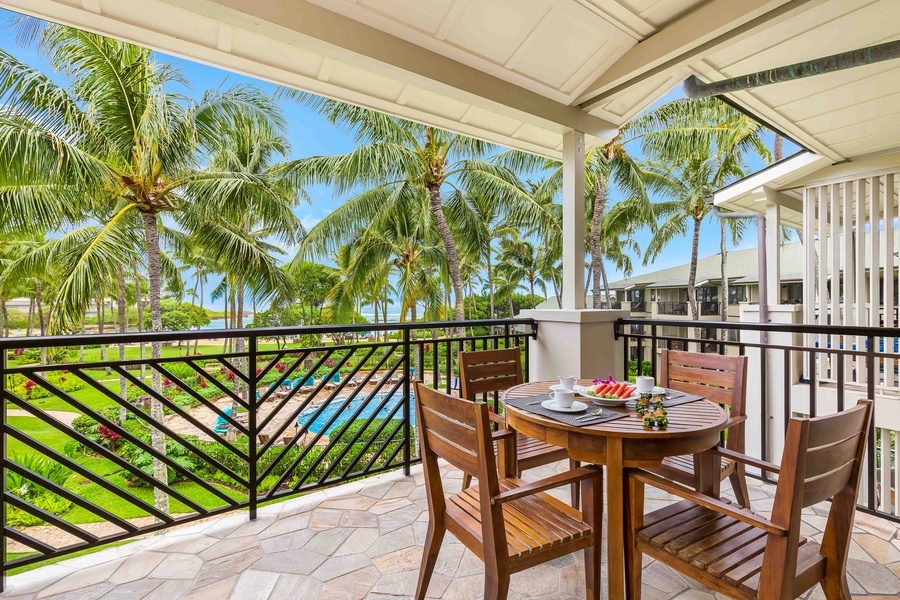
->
left=217, top=357, right=250, bottom=385
left=4, top=494, right=99, bottom=543
left=294, top=376, right=405, bottom=488
left=314, top=373, right=408, bottom=484
left=4, top=461, right=139, bottom=534
left=362, top=420, right=408, bottom=474
left=256, top=350, right=318, bottom=405
left=255, top=348, right=347, bottom=456
left=182, top=359, right=248, bottom=408
left=261, top=355, right=405, bottom=490
left=129, top=364, right=251, bottom=440
left=255, top=351, right=311, bottom=394
left=5, top=352, right=254, bottom=376
left=77, top=370, right=251, bottom=486
left=3, top=405, right=196, bottom=518
left=258, top=345, right=375, bottom=433
left=3, top=526, right=55, bottom=555
left=258, top=344, right=397, bottom=476
left=17, top=375, right=241, bottom=507
left=338, top=383, right=407, bottom=480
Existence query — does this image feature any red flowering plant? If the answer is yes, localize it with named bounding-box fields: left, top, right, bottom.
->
left=163, top=377, right=172, bottom=387
left=97, top=425, right=122, bottom=452
left=275, top=363, right=287, bottom=374
left=199, top=380, right=208, bottom=388
left=255, top=367, right=263, bottom=377
left=227, top=371, right=236, bottom=381
left=13, top=348, right=24, bottom=356
left=23, top=380, right=36, bottom=395
left=326, top=359, right=334, bottom=368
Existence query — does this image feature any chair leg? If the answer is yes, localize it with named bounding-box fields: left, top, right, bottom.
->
left=484, top=569, right=510, bottom=600
left=461, top=472, right=472, bottom=490
left=415, top=523, right=445, bottom=600
left=569, top=458, right=581, bottom=510
left=623, top=474, right=644, bottom=600
left=729, top=465, right=751, bottom=509
left=582, top=466, right=603, bottom=600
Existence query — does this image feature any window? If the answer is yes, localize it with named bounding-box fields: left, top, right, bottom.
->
left=784, top=283, right=802, bottom=304
left=728, top=285, right=747, bottom=304
left=697, top=287, right=718, bottom=303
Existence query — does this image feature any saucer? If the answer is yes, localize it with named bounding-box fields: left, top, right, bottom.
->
left=541, top=399, right=587, bottom=413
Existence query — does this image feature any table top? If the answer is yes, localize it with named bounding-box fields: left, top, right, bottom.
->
left=502, top=379, right=727, bottom=440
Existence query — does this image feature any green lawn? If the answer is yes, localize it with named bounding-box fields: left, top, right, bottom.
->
left=6, top=415, right=246, bottom=526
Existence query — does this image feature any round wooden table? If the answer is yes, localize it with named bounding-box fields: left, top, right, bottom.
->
left=502, top=380, right=728, bottom=600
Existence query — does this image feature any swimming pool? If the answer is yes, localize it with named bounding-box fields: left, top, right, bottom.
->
left=296, top=391, right=416, bottom=435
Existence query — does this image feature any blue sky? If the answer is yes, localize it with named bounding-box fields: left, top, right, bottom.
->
left=1, top=10, right=799, bottom=310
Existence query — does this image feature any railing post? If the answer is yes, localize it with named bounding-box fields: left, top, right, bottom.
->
left=866, top=335, right=877, bottom=509
left=402, top=328, right=411, bottom=477
left=1, top=344, right=6, bottom=593
left=249, top=334, right=258, bottom=521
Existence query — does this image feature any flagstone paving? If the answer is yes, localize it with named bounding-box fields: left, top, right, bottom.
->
left=3, top=461, right=899, bottom=599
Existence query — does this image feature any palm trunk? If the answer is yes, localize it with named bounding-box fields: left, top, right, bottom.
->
left=36, top=280, right=45, bottom=365
left=118, top=266, right=128, bottom=424
left=687, top=215, right=702, bottom=321
left=529, top=279, right=535, bottom=310
left=98, top=293, right=109, bottom=374
left=599, top=260, right=612, bottom=309
left=590, top=181, right=607, bottom=308
left=26, top=296, right=34, bottom=337
left=229, top=281, right=246, bottom=442
left=194, top=278, right=203, bottom=355
left=79, top=316, right=86, bottom=362
left=221, top=286, right=229, bottom=354
left=134, top=264, right=146, bottom=384
left=487, top=252, right=495, bottom=320
left=0, top=294, right=7, bottom=338
left=552, top=274, right=561, bottom=308
left=426, top=181, right=465, bottom=324
left=141, top=210, right=170, bottom=516
left=774, top=133, right=784, bottom=162
left=184, top=276, right=200, bottom=356
left=584, top=266, right=592, bottom=307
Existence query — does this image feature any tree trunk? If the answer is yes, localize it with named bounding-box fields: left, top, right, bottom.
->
left=0, top=294, right=7, bottom=337
left=98, top=292, right=109, bottom=374
left=426, top=181, right=465, bottom=324
left=36, top=280, right=45, bottom=365
left=26, top=296, right=34, bottom=337
left=134, top=264, right=146, bottom=384
left=117, top=266, right=128, bottom=424
left=590, top=181, right=607, bottom=308
left=584, top=265, right=592, bottom=307
left=486, top=251, right=495, bottom=320
left=687, top=215, right=702, bottom=351
left=229, top=281, right=246, bottom=442
left=185, top=276, right=200, bottom=356
left=141, top=210, right=170, bottom=516
left=599, top=259, right=612, bottom=308
left=194, top=277, right=203, bottom=355
left=774, top=133, right=784, bottom=162
left=529, top=279, right=535, bottom=310
left=221, top=286, right=229, bottom=354
left=79, top=316, right=86, bottom=362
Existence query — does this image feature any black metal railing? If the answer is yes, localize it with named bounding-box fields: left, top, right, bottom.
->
left=655, top=301, right=719, bottom=316
left=616, top=317, right=900, bottom=525
left=0, top=318, right=536, bottom=582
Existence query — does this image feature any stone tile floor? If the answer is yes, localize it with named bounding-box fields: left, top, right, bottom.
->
left=3, top=461, right=900, bottom=599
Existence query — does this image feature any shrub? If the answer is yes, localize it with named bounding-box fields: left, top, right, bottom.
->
left=12, top=371, right=85, bottom=399
left=72, top=415, right=99, bottom=436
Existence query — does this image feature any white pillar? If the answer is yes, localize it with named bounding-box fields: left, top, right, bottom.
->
left=562, top=130, right=585, bottom=310
left=765, top=200, right=781, bottom=306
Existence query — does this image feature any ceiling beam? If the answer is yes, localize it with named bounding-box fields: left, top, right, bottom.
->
left=170, top=0, right=617, bottom=139
left=576, top=0, right=824, bottom=110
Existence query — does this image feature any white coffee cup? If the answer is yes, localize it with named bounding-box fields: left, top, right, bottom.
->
left=636, top=376, right=655, bottom=394
left=549, top=385, right=575, bottom=408
left=558, top=375, right=576, bottom=390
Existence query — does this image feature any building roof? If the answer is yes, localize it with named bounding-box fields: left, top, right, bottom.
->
left=607, top=242, right=806, bottom=290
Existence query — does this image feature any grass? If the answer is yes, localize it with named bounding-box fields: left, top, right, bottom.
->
left=6, top=415, right=246, bottom=526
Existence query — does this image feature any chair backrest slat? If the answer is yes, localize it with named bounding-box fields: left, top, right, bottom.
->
left=659, top=350, right=748, bottom=451
left=459, top=348, right=523, bottom=401
left=415, top=382, right=497, bottom=484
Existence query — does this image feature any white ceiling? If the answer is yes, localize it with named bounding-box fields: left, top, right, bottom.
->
left=5, top=0, right=900, bottom=163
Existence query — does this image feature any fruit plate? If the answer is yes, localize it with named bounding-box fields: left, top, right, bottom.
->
left=573, top=384, right=633, bottom=406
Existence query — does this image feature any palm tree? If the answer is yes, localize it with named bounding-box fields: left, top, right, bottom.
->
left=0, top=22, right=296, bottom=514
left=280, top=94, right=532, bottom=323
left=637, top=98, right=771, bottom=321
left=496, top=237, right=546, bottom=309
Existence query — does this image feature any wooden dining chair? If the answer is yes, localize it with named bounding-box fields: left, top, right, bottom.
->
left=413, top=382, right=604, bottom=600
left=649, top=349, right=751, bottom=507
left=624, top=399, right=873, bottom=600
left=458, top=348, right=581, bottom=508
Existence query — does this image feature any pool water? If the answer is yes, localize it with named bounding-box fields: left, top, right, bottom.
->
left=296, top=391, right=416, bottom=435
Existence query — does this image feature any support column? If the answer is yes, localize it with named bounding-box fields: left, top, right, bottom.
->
left=562, top=130, right=585, bottom=310
left=519, top=309, right=628, bottom=381
left=762, top=191, right=782, bottom=306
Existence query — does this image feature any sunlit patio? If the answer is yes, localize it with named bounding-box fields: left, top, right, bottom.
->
left=3, top=460, right=898, bottom=600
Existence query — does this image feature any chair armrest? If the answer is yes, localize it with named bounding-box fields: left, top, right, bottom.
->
left=724, top=415, right=747, bottom=428
left=629, top=469, right=787, bottom=536
left=713, top=447, right=781, bottom=475
left=488, top=411, right=506, bottom=426
left=492, top=429, right=515, bottom=442
left=492, top=465, right=602, bottom=505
